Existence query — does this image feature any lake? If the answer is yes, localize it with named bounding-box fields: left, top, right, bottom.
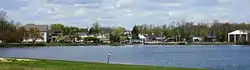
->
left=0, top=45, right=250, bottom=70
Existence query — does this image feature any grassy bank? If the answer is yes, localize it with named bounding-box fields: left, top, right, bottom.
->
left=0, top=58, right=206, bottom=70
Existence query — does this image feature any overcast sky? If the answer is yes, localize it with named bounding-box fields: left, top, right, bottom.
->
left=1, top=0, right=250, bottom=29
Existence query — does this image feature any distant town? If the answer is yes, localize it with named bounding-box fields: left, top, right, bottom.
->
left=1, top=11, right=250, bottom=46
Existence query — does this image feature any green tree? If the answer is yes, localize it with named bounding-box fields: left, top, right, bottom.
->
left=0, top=11, right=20, bottom=43
left=51, top=24, right=64, bottom=30
left=84, top=37, right=99, bottom=43
left=63, top=26, right=79, bottom=35
left=88, top=22, right=100, bottom=35
left=79, top=28, right=88, bottom=32
left=16, top=27, right=28, bottom=43
left=132, top=25, right=139, bottom=39
left=88, top=27, right=95, bottom=35
left=28, top=28, right=42, bottom=43
left=100, top=27, right=113, bottom=34
left=55, top=34, right=64, bottom=43
left=110, top=27, right=126, bottom=43
left=63, top=26, right=79, bottom=42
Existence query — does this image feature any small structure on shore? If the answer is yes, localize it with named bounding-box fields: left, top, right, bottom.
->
left=192, top=37, right=203, bottom=42
left=228, top=30, right=250, bottom=42
left=139, top=34, right=146, bottom=42
left=146, top=33, right=165, bottom=42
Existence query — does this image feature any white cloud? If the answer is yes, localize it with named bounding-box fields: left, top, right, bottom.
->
left=1, top=0, right=250, bottom=29
left=116, top=0, right=133, bottom=8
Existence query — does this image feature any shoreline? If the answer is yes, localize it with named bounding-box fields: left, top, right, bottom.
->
left=0, top=57, right=206, bottom=70
left=0, top=42, right=247, bottom=47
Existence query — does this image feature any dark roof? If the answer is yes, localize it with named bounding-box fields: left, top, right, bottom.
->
left=147, top=34, right=162, bottom=39
left=23, top=24, right=48, bottom=32
left=77, top=32, right=88, bottom=36
left=35, top=25, right=48, bottom=32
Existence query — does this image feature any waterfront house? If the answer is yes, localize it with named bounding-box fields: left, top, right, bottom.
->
left=77, top=32, right=110, bottom=43
left=130, top=34, right=146, bottom=44
left=204, top=34, right=216, bottom=42
left=50, top=30, right=63, bottom=42
left=146, top=33, right=165, bottom=42
left=23, top=24, right=49, bottom=43
left=139, top=34, right=146, bottom=42
left=123, top=31, right=132, bottom=43
left=78, top=32, right=88, bottom=39
left=228, top=30, right=250, bottom=42
left=165, top=38, right=176, bottom=42
left=97, top=33, right=110, bottom=43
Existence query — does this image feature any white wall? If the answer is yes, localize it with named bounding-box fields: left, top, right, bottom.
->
left=23, top=32, right=47, bottom=42
left=42, top=32, right=47, bottom=42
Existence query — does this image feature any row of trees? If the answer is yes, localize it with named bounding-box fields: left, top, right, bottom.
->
left=1, top=10, right=250, bottom=43
left=51, top=22, right=128, bottom=43
left=0, top=11, right=42, bottom=43
left=131, top=21, right=250, bottom=42
left=50, top=24, right=88, bottom=42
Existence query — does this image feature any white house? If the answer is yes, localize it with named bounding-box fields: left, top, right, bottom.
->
left=192, top=37, right=203, bottom=42
left=138, top=34, right=146, bottom=43
left=78, top=32, right=88, bottom=39
left=228, top=30, right=250, bottom=42
left=139, top=34, right=146, bottom=40
left=23, top=24, right=48, bottom=43
left=77, top=33, right=110, bottom=43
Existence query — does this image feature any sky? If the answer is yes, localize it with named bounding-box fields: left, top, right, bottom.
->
left=1, top=0, right=250, bottom=29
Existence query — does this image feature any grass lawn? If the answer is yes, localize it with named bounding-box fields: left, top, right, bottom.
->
left=0, top=58, right=207, bottom=70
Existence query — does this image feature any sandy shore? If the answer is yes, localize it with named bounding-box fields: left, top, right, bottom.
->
left=0, top=58, right=37, bottom=62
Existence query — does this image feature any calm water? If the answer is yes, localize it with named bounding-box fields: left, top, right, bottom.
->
left=0, top=45, right=250, bottom=70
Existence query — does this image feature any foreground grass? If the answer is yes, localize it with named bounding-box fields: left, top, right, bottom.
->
left=0, top=58, right=207, bottom=70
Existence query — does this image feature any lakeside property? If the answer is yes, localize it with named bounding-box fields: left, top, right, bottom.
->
left=1, top=14, right=250, bottom=46
left=0, top=58, right=206, bottom=70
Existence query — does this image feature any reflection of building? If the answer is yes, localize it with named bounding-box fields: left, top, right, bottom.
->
left=228, top=30, right=250, bottom=42
left=23, top=24, right=49, bottom=42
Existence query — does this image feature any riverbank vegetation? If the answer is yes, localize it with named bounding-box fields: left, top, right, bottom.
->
left=1, top=10, right=250, bottom=46
left=0, top=58, right=206, bottom=70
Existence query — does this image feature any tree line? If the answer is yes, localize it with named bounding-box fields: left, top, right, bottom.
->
left=131, top=21, right=250, bottom=42
left=0, top=11, right=42, bottom=43
left=1, top=10, right=250, bottom=44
